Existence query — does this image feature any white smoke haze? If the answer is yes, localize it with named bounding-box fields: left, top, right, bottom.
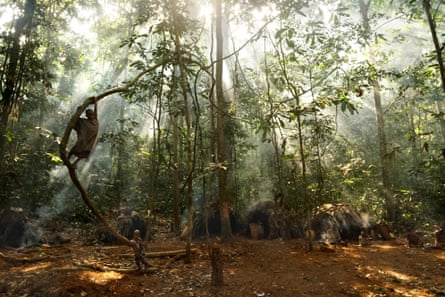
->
left=360, top=212, right=375, bottom=229
left=240, top=140, right=276, bottom=206
left=24, top=0, right=440, bottom=231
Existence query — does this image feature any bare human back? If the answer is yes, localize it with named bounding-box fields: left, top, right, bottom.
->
left=68, top=98, right=99, bottom=168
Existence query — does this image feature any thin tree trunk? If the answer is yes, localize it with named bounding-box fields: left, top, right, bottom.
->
left=107, top=11, right=133, bottom=203
left=408, top=99, right=419, bottom=185
left=373, top=83, right=396, bottom=221
left=359, top=0, right=396, bottom=221
left=423, top=0, right=445, bottom=93
left=215, top=0, right=233, bottom=241
left=148, top=63, right=165, bottom=239
left=314, top=113, right=324, bottom=197
left=265, top=40, right=284, bottom=197
left=423, top=0, right=445, bottom=140
left=436, top=102, right=445, bottom=140
left=172, top=116, right=181, bottom=234
left=276, top=36, right=308, bottom=208
left=173, top=9, right=195, bottom=262
left=116, top=101, right=125, bottom=198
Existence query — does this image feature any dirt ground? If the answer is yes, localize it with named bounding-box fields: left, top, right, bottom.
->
left=0, top=234, right=444, bottom=297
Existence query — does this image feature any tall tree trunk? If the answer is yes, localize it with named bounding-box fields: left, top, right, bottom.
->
left=215, top=0, right=233, bottom=241
left=359, top=0, right=396, bottom=221
left=106, top=9, right=133, bottom=204
left=173, top=9, right=195, bottom=262
left=0, top=0, right=36, bottom=171
left=314, top=113, right=325, bottom=197
left=408, top=99, right=419, bottom=187
left=172, top=115, right=181, bottom=234
left=423, top=0, right=445, bottom=93
left=423, top=0, right=445, bottom=140
left=149, top=63, right=165, bottom=239
left=116, top=101, right=125, bottom=198
left=264, top=36, right=285, bottom=198
left=435, top=102, right=445, bottom=140
left=277, top=40, right=308, bottom=209
left=373, top=82, right=396, bottom=220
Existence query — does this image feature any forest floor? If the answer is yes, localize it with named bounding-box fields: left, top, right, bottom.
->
left=0, top=233, right=445, bottom=297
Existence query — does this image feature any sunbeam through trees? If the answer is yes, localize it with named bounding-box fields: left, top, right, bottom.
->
left=1, top=0, right=445, bottom=296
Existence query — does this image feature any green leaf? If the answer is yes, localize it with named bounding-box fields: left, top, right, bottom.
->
left=46, top=153, right=62, bottom=164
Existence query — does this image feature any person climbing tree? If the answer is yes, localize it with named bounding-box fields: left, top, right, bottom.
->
left=68, top=98, right=99, bottom=168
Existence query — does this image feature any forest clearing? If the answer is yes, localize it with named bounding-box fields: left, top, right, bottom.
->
left=1, top=235, right=444, bottom=297
left=2, top=0, right=445, bottom=296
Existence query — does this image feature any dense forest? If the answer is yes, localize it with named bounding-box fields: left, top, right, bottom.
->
left=0, top=0, right=444, bottom=240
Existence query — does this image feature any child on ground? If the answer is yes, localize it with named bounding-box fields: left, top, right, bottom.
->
left=130, top=229, right=149, bottom=271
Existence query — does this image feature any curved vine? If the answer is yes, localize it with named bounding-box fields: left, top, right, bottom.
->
left=59, top=63, right=164, bottom=245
